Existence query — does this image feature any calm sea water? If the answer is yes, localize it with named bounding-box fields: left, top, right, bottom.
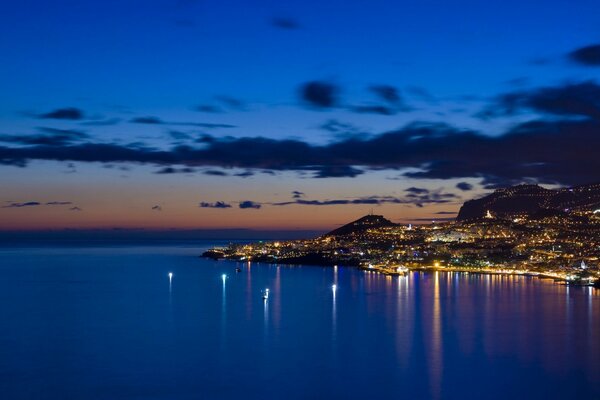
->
left=0, top=242, right=598, bottom=400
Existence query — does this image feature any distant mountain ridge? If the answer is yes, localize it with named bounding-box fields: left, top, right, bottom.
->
left=457, top=183, right=600, bottom=220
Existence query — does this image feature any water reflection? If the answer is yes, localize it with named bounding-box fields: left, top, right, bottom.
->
left=273, top=266, right=281, bottom=333
left=429, top=271, right=442, bottom=400
left=1, top=247, right=599, bottom=400
left=332, top=266, right=338, bottom=339
left=245, top=262, right=252, bottom=320
left=263, top=292, right=269, bottom=340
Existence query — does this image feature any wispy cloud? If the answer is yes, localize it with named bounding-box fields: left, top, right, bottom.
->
left=199, top=201, right=232, bottom=209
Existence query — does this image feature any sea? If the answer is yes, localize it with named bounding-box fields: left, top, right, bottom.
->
left=0, top=241, right=598, bottom=399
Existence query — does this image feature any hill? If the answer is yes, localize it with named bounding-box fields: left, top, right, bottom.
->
left=325, top=214, right=398, bottom=236
left=457, top=183, right=600, bottom=220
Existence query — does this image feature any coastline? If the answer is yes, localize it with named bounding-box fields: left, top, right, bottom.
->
left=202, top=253, right=599, bottom=287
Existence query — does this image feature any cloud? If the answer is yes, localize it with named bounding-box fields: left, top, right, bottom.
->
left=435, top=211, right=458, bottom=215
left=168, top=130, right=193, bottom=140
left=313, top=165, right=363, bottom=178
left=130, top=116, right=163, bottom=124
left=69, top=207, right=82, bottom=211
left=239, top=200, right=261, bottom=209
left=349, top=105, right=397, bottom=115
left=81, top=118, right=121, bottom=126
left=130, top=116, right=235, bottom=129
left=196, top=96, right=246, bottom=114
left=568, top=44, right=600, bottom=66
left=0, top=128, right=87, bottom=146
left=200, top=201, right=232, bottom=209
left=152, top=205, right=162, bottom=211
left=215, top=96, right=246, bottom=111
left=155, top=167, right=195, bottom=174
left=2, top=200, right=77, bottom=208
left=456, top=182, right=473, bottom=191
left=405, top=187, right=429, bottom=194
left=234, top=170, right=254, bottom=178
left=370, top=85, right=402, bottom=104
left=271, top=191, right=457, bottom=208
left=347, top=85, right=412, bottom=115
left=3, top=116, right=600, bottom=185
left=196, top=105, right=222, bottom=113
left=292, top=191, right=304, bottom=199
left=204, top=169, right=228, bottom=176
left=271, top=17, right=300, bottom=30
left=319, top=119, right=358, bottom=133
left=480, top=81, right=600, bottom=120
left=299, top=81, right=339, bottom=108
left=2, top=201, right=41, bottom=208
left=38, top=107, right=84, bottom=120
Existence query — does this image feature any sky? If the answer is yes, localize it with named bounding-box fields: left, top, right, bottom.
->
left=1, top=0, right=600, bottom=234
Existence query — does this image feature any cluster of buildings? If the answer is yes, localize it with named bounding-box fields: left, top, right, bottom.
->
left=204, top=210, right=600, bottom=286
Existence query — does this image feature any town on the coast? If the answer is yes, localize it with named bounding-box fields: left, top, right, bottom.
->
left=204, top=184, right=600, bottom=287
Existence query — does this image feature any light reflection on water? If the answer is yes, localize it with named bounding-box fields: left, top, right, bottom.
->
left=0, top=246, right=598, bottom=400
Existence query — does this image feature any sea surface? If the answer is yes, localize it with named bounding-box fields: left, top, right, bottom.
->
left=0, top=242, right=598, bottom=400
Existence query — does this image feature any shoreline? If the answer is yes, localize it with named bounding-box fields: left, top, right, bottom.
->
left=202, top=254, right=599, bottom=288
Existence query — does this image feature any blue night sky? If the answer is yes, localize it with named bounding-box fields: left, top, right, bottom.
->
left=1, top=0, right=600, bottom=232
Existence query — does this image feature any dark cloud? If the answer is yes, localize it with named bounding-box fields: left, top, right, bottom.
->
left=195, top=105, right=223, bottom=113
left=300, top=81, right=339, bottom=108
left=271, top=17, right=300, bottom=30
left=405, top=187, right=429, bottom=194
left=234, top=170, right=254, bottom=178
left=168, top=130, right=193, bottom=140
left=200, top=201, right=232, bottom=209
left=319, top=119, right=357, bottom=133
left=456, top=182, right=473, bottom=191
left=3, top=200, right=75, bottom=208
left=435, top=211, right=458, bottom=215
left=2, top=201, right=41, bottom=208
left=130, top=116, right=235, bottom=129
left=239, top=200, right=261, bottom=209
left=2, top=116, right=600, bottom=185
left=313, top=166, right=363, bottom=178
left=271, top=192, right=457, bottom=208
left=0, top=128, right=87, bottom=146
left=292, top=191, right=304, bottom=199
left=38, top=107, right=84, bottom=120
left=81, top=118, right=121, bottom=126
left=349, top=105, right=397, bottom=115
left=480, top=81, right=600, bottom=120
left=155, top=167, right=195, bottom=174
left=152, top=205, right=162, bottom=211
left=69, top=207, right=82, bottom=211
left=369, top=85, right=401, bottom=104
left=204, top=169, right=228, bottom=176
left=131, top=116, right=163, bottom=124
left=569, top=44, right=600, bottom=66
left=348, top=85, right=411, bottom=115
